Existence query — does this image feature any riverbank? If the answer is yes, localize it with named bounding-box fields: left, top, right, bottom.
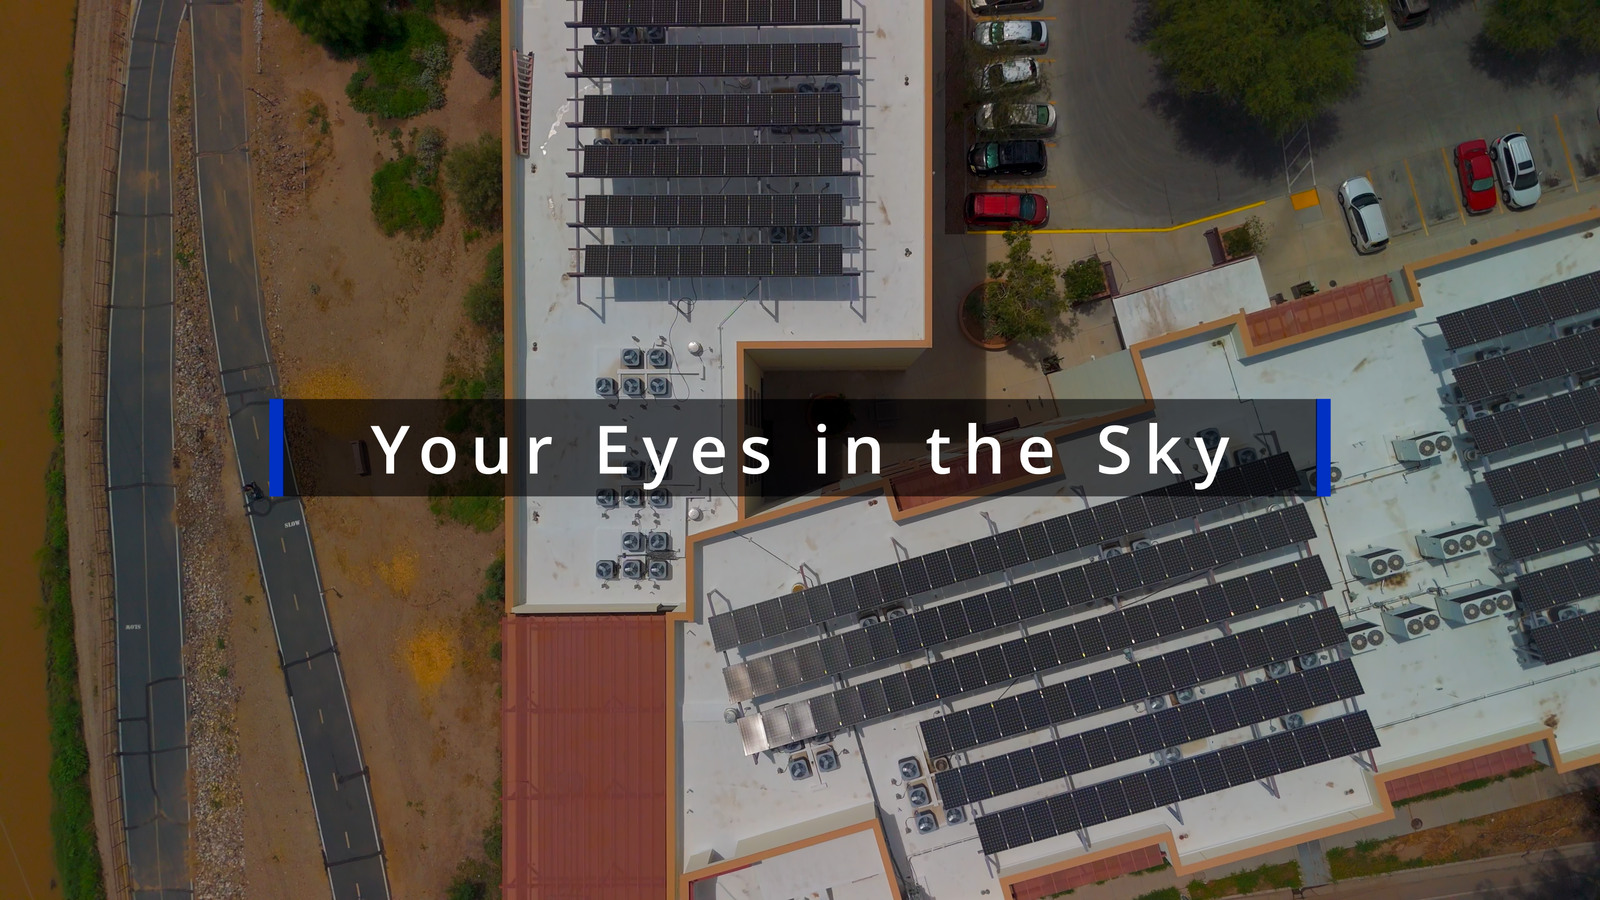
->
left=58, top=0, right=133, bottom=890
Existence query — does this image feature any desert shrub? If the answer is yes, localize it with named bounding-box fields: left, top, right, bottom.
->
left=345, top=11, right=451, bottom=119
left=468, top=17, right=500, bottom=79
left=413, top=125, right=447, bottom=181
left=445, top=132, right=503, bottom=229
left=464, top=243, right=505, bottom=330
left=1062, top=257, right=1108, bottom=304
left=1222, top=215, right=1269, bottom=258
left=371, top=154, right=444, bottom=238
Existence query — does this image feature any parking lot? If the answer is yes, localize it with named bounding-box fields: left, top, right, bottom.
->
left=948, top=0, right=1600, bottom=233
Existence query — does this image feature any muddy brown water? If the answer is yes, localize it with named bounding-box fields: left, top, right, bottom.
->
left=0, top=0, right=78, bottom=894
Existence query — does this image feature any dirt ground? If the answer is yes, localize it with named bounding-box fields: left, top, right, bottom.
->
left=225, top=7, right=506, bottom=897
left=1384, top=786, right=1600, bottom=863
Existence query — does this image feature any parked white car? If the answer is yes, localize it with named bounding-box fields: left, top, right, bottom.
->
left=1338, top=176, right=1390, bottom=254
left=974, top=101, right=1057, bottom=135
left=974, top=19, right=1049, bottom=52
left=1361, top=1, right=1389, bottom=45
left=1492, top=132, right=1542, bottom=209
left=975, top=58, right=1041, bottom=95
left=970, top=0, right=1043, bottom=13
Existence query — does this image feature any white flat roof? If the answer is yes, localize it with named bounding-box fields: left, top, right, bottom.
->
left=1112, top=257, right=1270, bottom=347
left=511, top=0, right=931, bottom=613
left=677, top=221, right=1600, bottom=893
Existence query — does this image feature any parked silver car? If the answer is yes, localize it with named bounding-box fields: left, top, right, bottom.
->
left=1338, top=176, right=1390, bottom=254
left=1492, top=132, right=1541, bottom=209
left=974, top=101, right=1057, bottom=135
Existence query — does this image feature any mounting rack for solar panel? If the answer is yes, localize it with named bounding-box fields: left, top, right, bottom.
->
left=1500, top=496, right=1600, bottom=560
left=574, top=194, right=853, bottom=228
left=973, top=710, right=1381, bottom=855
left=934, top=658, right=1363, bottom=808
left=1451, top=328, right=1600, bottom=404
left=570, top=0, right=859, bottom=26
left=572, top=144, right=857, bottom=179
left=571, top=43, right=858, bottom=78
left=723, top=506, right=1319, bottom=702
left=921, top=601, right=1342, bottom=758
left=737, top=556, right=1334, bottom=755
left=1463, top=384, right=1600, bottom=454
left=709, top=453, right=1301, bottom=653
left=1525, top=607, right=1600, bottom=664
left=572, top=94, right=855, bottom=128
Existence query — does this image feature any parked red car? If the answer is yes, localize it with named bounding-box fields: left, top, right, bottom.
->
left=1455, top=140, right=1497, bottom=214
left=964, top=191, right=1049, bottom=227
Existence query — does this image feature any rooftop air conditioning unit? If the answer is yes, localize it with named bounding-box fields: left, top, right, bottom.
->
left=1394, top=431, right=1454, bottom=463
left=1299, top=649, right=1333, bottom=670
left=860, top=614, right=880, bottom=627
left=1131, top=539, right=1155, bottom=551
left=885, top=606, right=908, bottom=619
left=1382, top=603, right=1442, bottom=641
left=595, top=560, right=617, bottom=580
left=1284, top=712, right=1306, bottom=730
left=621, top=347, right=643, bottom=368
left=621, top=376, right=645, bottom=397
left=1344, top=619, right=1385, bottom=654
left=648, top=560, right=671, bottom=580
left=625, top=460, right=646, bottom=482
left=1267, top=660, right=1292, bottom=678
left=647, top=531, right=671, bottom=552
left=648, top=376, right=671, bottom=397
left=1417, top=523, right=1496, bottom=560
left=1195, top=427, right=1222, bottom=447
left=647, top=347, right=671, bottom=369
left=816, top=748, right=840, bottom=772
left=1559, top=605, right=1584, bottom=621
left=1161, top=747, right=1182, bottom=764
left=621, top=531, right=645, bottom=553
left=649, top=489, right=671, bottom=509
left=915, top=810, right=939, bottom=834
left=1563, top=322, right=1593, bottom=337
left=908, top=783, right=932, bottom=807
left=596, top=376, right=618, bottom=397
left=1176, top=687, right=1198, bottom=704
left=596, top=488, right=618, bottom=508
left=622, top=559, right=645, bottom=580
left=1349, top=547, right=1408, bottom=581
left=898, top=757, right=923, bottom=780
left=931, top=756, right=951, bottom=773
left=1437, top=586, right=1514, bottom=624
left=592, top=26, right=615, bottom=44
left=788, top=756, right=812, bottom=780
left=1147, top=695, right=1168, bottom=711
left=1102, top=542, right=1126, bottom=559
left=622, top=487, right=644, bottom=508
left=1235, top=446, right=1261, bottom=466
left=1492, top=399, right=1519, bottom=413
left=945, top=806, right=966, bottom=825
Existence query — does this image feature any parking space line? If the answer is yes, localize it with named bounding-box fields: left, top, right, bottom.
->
left=1403, top=159, right=1429, bottom=236
left=1555, top=114, right=1581, bottom=193
left=1441, top=147, right=1468, bottom=222
left=970, top=199, right=1267, bottom=235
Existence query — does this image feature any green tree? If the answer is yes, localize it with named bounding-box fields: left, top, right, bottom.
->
left=446, top=133, right=503, bottom=230
left=971, top=224, right=1067, bottom=342
left=1483, top=0, right=1600, bottom=52
left=468, top=17, right=501, bottom=80
left=1147, top=0, right=1368, bottom=136
left=270, top=0, right=391, bottom=53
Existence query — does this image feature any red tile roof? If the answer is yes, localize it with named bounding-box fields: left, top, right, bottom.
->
left=1008, top=845, right=1167, bottom=900
left=1245, top=275, right=1398, bottom=349
left=1384, top=745, right=1537, bottom=804
left=503, top=615, right=668, bottom=900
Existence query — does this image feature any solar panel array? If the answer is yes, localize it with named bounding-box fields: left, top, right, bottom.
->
left=1500, top=497, right=1600, bottom=559
left=1516, top=555, right=1600, bottom=612
left=1452, top=329, right=1600, bottom=403
left=1437, top=271, right=1600, bottom=350
left=576, top=0, right=848, bottom=26
left=723, top=517, right=1320, bottom=703
left=922, top=604, right=1344, bottom=757
left=934, top=659, right=1363, bottom=808
left=1527, top=608, right=1600, bottom=664
left=581, top=194, right=843, bottom=227
left=577, top=93, right=844, bottom=128
left=579, top=144, right=846, bottom=178
left=579, top=43, right=846, bottom=77
left=1463, top=385, right=1600, bottom=454
left=709, top=453, right=1302, bottom=652
left=973, top=711, right=1380, bottom=855
left=582, top=244, right=844, bottom=277
left=1484, top=442, right=1600, bottom=506
left=740, top=573, right=1335, bottom=756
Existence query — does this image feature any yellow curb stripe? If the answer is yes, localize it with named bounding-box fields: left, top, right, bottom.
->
left=970, top=199, right=1267, bottom=234
left=1555, top=113, right=1580, bottom=193
left=1442, top=146, right=1467, bottom=223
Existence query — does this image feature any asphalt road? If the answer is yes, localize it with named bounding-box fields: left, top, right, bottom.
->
left=189, top=3, right=391, bottom=897
left=106, top=0, right=193, bottom=894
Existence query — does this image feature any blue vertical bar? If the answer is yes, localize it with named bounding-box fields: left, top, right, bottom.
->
left=1316, top=398, right=1332, bottom=497
left=269, top=398, right=284, bottom=498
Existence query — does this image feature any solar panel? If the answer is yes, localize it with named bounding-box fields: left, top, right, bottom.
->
left=580, top=142, right=845, bottom=178
left=578, top=43, right=847, bottom=77
left=1517, top=555, right=1600, bottom=612
left=707, top=455, right=1302, bottom=652
left=1485, top=442, right=1600, bottom=506
left=912, top=606, right=1344, bottom=759
left=1501, top=497, right=1600, bottom=559
left=575, top=0, right=850, bottom=26
left=1528, top=608, right=1600, bottom=664
left=583, top=193, right=847, bottom=227
left=582, top=243, right=845, bottom=277
left=1452, top=324, right=1600, bottom=403
left=1436, top=272, right=1600, bottom=350
left=1467, top=386, right=1600, bottom=454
